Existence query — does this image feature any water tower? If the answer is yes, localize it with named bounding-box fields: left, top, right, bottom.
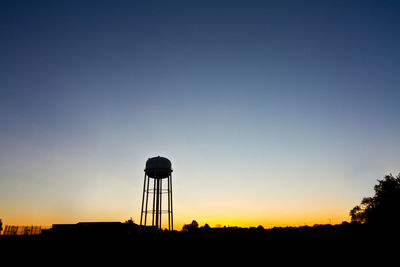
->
left=140, top=156, right=173, bottom=230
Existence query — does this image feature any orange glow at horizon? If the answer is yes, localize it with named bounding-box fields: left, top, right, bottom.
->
left=0, top=209, right=351, bottom=230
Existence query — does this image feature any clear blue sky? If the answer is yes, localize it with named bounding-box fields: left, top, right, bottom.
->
left=1, top=0, right=399, bottom=228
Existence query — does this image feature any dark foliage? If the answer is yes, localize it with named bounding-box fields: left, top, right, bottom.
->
left=350, top=173, right=400, bottom=229
left=181, top=220, right=199, bottom=232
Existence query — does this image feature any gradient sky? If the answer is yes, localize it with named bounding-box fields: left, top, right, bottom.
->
left=1, top=0, right=400, bottom=229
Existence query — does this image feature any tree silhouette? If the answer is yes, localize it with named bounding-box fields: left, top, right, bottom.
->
left=182, top=220, right=199, bottom=232
left=124, top=218, right=134, bottom=224
left=350, top=173, right=400, bottom=229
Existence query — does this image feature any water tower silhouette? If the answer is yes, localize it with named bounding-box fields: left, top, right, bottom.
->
left=140, top=156, right=173, bottom=230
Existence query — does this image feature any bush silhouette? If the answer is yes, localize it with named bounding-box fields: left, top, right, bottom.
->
left=182, top=220, right=199, bottom=232
left=350, top=173, right=400, bottom=229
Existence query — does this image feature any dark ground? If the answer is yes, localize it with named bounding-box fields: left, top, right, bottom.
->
left=0, top=227, right=397, bottom=265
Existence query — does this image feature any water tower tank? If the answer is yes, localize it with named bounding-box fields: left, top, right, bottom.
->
left=145, top=156, right=172, bottom=179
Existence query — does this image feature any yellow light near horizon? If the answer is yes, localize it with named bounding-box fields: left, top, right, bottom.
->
left=173, top=214, right=350, bottom=230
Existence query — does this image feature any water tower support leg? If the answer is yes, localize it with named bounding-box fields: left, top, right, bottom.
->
left=152, top=178, right=156, bottom=226
left=159, top=179, right=163, bottom=229
left=169, top=174, right=173, bottom=231
left=167, top=175, right=171, bottom=231
left=140, top=173, right=147, bottom=226
left=155, top=178, right=161, bottom=229
left=144, top=175, right=150, bottom=225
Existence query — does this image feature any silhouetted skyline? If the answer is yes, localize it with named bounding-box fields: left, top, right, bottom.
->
left=0, top=0, right=399, bottom=228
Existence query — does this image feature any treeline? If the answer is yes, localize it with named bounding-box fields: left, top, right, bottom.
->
left=181, top=220, right=364, bottom=234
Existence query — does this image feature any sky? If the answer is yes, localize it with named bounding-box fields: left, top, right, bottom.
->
left=1, top=0, right=400, bottom=229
